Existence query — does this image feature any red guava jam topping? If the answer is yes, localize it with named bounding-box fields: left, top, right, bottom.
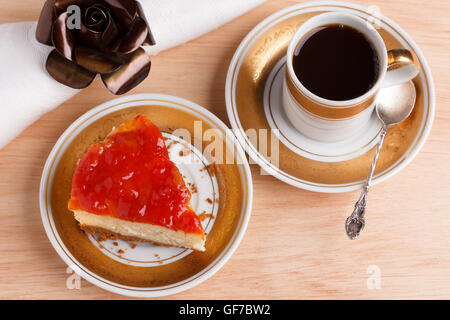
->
left=68, top=115, right=203, bottom=234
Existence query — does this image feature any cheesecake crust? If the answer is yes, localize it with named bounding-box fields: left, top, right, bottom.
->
left=73, top=210, right=206, bottom=251
left=81, top=225, right=185, bottom=250
left=82, top=225, right=151, bottom=243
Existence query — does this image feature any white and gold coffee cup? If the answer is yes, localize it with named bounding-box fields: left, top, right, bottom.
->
left=282, top=12, right=419, bottom=142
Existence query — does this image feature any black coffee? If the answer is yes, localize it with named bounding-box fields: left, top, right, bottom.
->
left=292, top=24, right=379, bottom=101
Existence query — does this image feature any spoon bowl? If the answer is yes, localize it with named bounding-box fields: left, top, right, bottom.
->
left=376, top=81, right=416, bottom=126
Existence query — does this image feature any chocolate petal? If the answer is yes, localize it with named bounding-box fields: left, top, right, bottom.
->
left=78, top=12, right=118, bottom=50
left=54, top=0, right=78, bottom=13
left=115, top=18, right=148, bottom=54
left=75, top=46, right=124, bottom=74
left=52, top=12, right=75, bottom=60
left=36, top=0, right=56, bottom=45
left=101, top=48, right=151, bottom=95
left=101, top=15, right=120, bottom=47
left=78, top=23, right=102, bottom=50
left=103, top=0, right=137, bottom=27
left=54, top=0, right=97, bottom=14
left=46, top=49, right=96, bottom=89
left=84, top=4, right=109, bottom=32
left=136, top=1, right=156, bottom=46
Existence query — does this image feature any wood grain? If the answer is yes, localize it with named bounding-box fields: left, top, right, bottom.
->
left=0, top=0, right=449, bottom=299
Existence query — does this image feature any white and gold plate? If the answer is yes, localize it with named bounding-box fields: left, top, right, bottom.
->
left=40, top=94, right=253, bottom=297
left=225, top=0, right=435, bottom=193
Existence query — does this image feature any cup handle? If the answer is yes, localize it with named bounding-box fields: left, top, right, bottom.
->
left=383, top=49, right=419, bottom=87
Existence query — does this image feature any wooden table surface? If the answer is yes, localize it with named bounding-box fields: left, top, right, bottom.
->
left=1, top=0, right=449, bottom=300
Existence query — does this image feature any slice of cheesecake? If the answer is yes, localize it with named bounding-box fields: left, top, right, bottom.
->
left=68, top=115, right=205, bottom=251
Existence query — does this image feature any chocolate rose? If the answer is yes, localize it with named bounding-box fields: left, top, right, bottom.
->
left=36, top=0, right=155, bottom=94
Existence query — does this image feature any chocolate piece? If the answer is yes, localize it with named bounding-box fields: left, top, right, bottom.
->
left=36, top=0, right=155, bottom=94
left=36, top=0, right=56, bottom=45
left=52, top=12, right=75, bottom=60
left=102, top=48, right=151, bottom=95
left=46, top=49, right=96, bottom=89
left=115, top=18, right=148, bottom=54
left=75, top=46, right=123, bottom=74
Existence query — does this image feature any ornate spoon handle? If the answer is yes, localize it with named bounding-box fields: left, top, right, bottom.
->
left=345, top=124, right=388, bottom=239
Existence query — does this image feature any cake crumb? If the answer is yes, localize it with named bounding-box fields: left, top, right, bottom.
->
left=198, top=212, right=215, bottom=221
left=96, top=232, right=112, bottom=242
left=206, top=198, right=213, bottom=204
left=179, top=147, right=191, bottom=157
left=201, top=164, right=216, bottom=177
left=118, top=249, right=124, bottom=254
left=113, top=242, right=118, bottom=246
left=166, top=141, right=176, bottom=150
left=130, top=243, right=137, bottom=249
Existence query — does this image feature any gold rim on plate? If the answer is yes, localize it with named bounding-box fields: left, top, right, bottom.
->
left=40, top=94, right=253, bottom=297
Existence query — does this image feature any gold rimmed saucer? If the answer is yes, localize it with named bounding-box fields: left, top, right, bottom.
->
left=225, top=1, right=434, bottom=193
left=40, top=94, right=253, bottom=297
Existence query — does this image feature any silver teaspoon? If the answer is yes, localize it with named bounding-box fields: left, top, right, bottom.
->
left=345, top=81, right=417, bottom=240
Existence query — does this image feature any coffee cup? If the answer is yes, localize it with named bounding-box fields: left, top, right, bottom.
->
left=282, top=12, right=419, bottom=142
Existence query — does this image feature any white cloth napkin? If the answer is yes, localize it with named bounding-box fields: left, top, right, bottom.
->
left=0, top=0, right=265, bottom=149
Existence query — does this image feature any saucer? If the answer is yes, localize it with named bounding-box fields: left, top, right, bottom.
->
left=225, top=1, right=435, bottom=193
left=40, top=94, right=253, bottom=297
